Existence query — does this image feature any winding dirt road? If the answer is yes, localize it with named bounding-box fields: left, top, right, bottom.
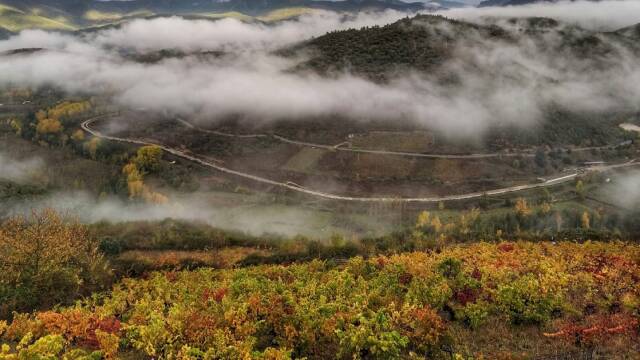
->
left=83, top=114, right=639, bottom=203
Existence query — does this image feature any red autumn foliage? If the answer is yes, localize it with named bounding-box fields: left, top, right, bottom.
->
left=165, top=271, right=178, bottom=282
left=37, top=310, right=121, bottom=349
left=80, top=317, right=122, bottom=348
left=183, top=312, right=220, bottom=344
left=580, top=254, right=636, bottom=281
left=399, top=272, right=413, bottom=285
left=202, top=287, right=228, bottom=303
left=454, top=287, right=479, bottom=306
left=544, top=314, right=639, bottom=346
left=497, top=243, right=515, bottom=252
left=471, top=267, right=482, bottom=280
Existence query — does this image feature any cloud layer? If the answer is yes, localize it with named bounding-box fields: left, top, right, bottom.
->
left=608, top=170, right=640, bottom=209
left=0, top=1, right=639, bottom=139
left=437, top=0, right=640, bottom=31
left=0, top=152, right=44, bottom=183
left=1, top=190, right=392, bottom=237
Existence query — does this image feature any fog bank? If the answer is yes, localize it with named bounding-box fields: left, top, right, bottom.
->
left=438, top=0, right=640, bottom=31
left=1, top=1, right=639, bottom=138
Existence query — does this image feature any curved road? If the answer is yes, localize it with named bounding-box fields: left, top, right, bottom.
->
left=83, top=114, right=639, bottom=203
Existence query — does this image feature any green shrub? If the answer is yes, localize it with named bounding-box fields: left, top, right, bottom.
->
left=497, top=274, right=560, bottom=325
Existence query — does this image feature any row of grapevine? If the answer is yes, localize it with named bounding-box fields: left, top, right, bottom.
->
left=1, top=242, right=638, bottom=359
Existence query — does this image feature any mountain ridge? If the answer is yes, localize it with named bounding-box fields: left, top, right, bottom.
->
left=478, top=0, right=601, bottom=7
left=0, top=0, right=430, bottom=17
left=286, top=14, right=640, bottom=81
left=0, top=0, right=441, bottom=31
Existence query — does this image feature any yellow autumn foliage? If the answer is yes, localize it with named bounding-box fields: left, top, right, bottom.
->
left=71, top=129, right=85, bottom=142
left=581, top=211, right=590, bottom=229
left=46, top=101, right=91, bottom=121
left=33, top=101, right=92, bottom=138
left=515, top=198, right=531, bottom=216
left=36, top=118, right=62, bottom=134
left=416, top=211, right=430, bottom=228
left=123, top=155, right=168, bottom=204
left=0, top=210, right=111, bottom=318
left=85, top=137, right=100, bottom=159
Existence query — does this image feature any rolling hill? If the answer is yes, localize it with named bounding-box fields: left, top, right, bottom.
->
left=287, top=14, right=640, bottom=80
left=286, top=15, right=509, bottom=80
left=615, top=23, right=640, bottom=40
left=0, top=0, right=433, bottom=31
left=478, top=0, right=601, bottom=7
left=0, top=25, right=13, bottom=39
left=0, top=3, right=76, bottom=32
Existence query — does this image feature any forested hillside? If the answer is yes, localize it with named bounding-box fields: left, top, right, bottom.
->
left=290, top=14, right=640, bottom=81
left=288, top=15, right=505, bottom=80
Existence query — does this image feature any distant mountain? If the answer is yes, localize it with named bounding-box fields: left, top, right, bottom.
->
left=0, top=0, right=437, bottom=31
left=1, top=0, right=428, bottom=17
left=87, top=0, right=429, bottom=15
left=424, top=0, right=470, bottom=9
left=478, top=0, right=550, bottom=7
left=478, top=0, right=603, bottom=7
left=478, top=0, right=566, bottom=7
left=615, top=23, right=640, bottom=40
left=0, top=26, right=13, bottom=39
left=477, top=0, right=511, bottom=6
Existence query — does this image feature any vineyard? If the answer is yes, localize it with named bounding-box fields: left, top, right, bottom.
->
left=1, top=242, right=639, bottom=359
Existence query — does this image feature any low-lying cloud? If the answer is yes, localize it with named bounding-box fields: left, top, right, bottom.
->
left=0, top=10, right=416, bottom=54
left=0, top=1, right=639, bottom=138
left=437, top=0, right=640, bottom=31
left=0, top=152, right=44, bottom=183
left=1, top=191, right=383, bottom=238
left=608, top=170, right=640, bottom=209
left=93, top=10, right=418, bottom=53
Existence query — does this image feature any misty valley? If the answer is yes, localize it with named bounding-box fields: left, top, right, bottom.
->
left=1, top=0, right=640, bottom=359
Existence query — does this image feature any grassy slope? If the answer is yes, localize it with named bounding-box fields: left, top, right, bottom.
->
left=82, top=9, right=154, bottom=23
left=194, top=7, right=318, bottom=22
left=0, top=3, right=319, bottom=33
left=0, top=3, right=76, bottom=31
left=257, top=7, right=318, bottom=21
